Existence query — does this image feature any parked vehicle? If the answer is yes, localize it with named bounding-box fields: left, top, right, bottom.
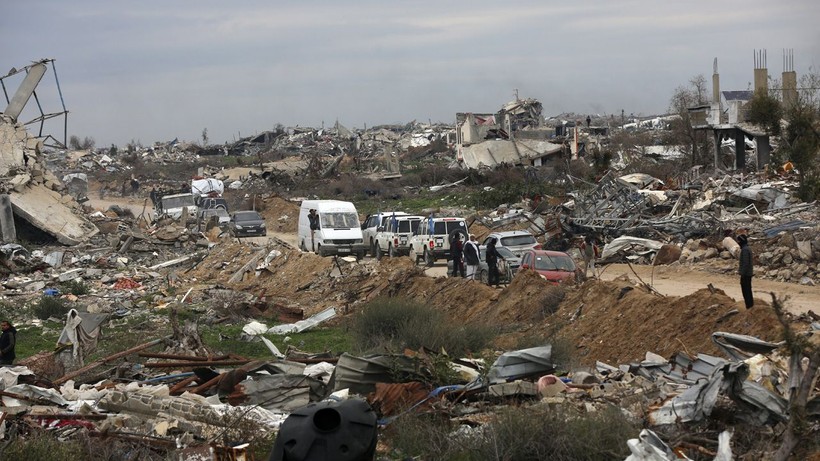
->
left=448, top=246, right=521, bottom=283
left=229, top=210, right=267, bottom=237
left=154, top=192, right=197, bottom=220
left=299, top=200, right=368, bottom=258
left=519, top=249, right=579, bottom=284
left=408, top=216, right=469, bottom=266
left=483, top=230, right=540, bottom=257
left=372, top=215, right=423, bottom=260
left=361, top=211, right=409, bottom=256
left=198, top=196, right=229, bottom=211
left=196, top=207, right=230, bottom=232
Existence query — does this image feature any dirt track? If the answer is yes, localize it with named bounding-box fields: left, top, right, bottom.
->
left=599, top=263, right=819, bottom=316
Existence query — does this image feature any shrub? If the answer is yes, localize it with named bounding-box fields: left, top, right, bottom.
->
left=351, top=297, right=495, bottom=357
left=61, top=279, right=89, bottom=296
left=538, top=285, right=566, bottom=318
left=31, top=296, right=72, bottom=320
left=384, top=404, right=638, bottom=460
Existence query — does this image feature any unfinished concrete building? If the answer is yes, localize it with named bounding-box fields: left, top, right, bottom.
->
left=689, top=50, right=799, bottom=172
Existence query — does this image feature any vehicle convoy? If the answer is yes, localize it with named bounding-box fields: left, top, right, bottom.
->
left=372, top=215, right=424, bottom=260
left=408, top=216, right=469, bottom=266
left=361, top=211, right=409, bottom=256
left=519, top=249, right=579, bottom=284
left=299, top=200, right=368, bottom=259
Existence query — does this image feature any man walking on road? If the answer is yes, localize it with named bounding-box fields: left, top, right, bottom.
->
left=737, top=234, right=754, bottom=308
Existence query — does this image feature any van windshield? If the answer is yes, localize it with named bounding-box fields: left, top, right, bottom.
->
left=320, top=212, right=359, bottom=229
left=162, top=195, right=195, bottom=209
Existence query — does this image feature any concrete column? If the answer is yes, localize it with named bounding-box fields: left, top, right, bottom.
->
left=0, top=194, right=16, bottom=242
left=735, top=129, right=746, bottom=171
left=713, top=130, right=721, bottom=169
left=756, top=135, right=771, bottom=169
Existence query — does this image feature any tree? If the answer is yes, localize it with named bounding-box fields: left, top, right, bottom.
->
left=668, top=75, right=709, bottom=166
left=780, top=71, right=820, bottom=201
left=68, top=135, right=96, bottom=151
left=748, top=90, right=782, bottom=136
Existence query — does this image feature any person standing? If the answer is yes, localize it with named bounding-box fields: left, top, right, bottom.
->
left=0, top=321, right=17, bottom=366
left=738, top=234, right=754, bottom=308
left=450, top=233, right=465, bottom=277
left=486, top=237, right=504, bottom=287
left=463, top=234, right=480, bottom=280
left=581, top=234, right=599, bottom=278
left=308, top=209, right=320, bottom=251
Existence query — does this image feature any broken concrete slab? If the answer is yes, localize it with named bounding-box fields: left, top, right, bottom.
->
left=9, top=184, right=98, bottom=245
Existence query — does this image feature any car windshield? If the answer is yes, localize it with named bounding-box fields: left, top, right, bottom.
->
left=320, top=212, right=359, bottom=229
left=500, top=235, right=536, bottom=246
left=234, top=212, right=261, bottom=222
left=497, top=247, right=516, bottom=259
left=534, top=254, right=576, bottom=271
left=432, top=221, right=467, bottom=235
left=162, top=195, right=195, bottom=209
left=397, top=220, right=419, bottom=233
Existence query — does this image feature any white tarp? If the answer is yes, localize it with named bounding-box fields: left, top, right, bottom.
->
left=191, top=178, right=224, bottom=196
left=268, top=307, right=337, bottom=335
left=600, top=236, right=665, bottom=260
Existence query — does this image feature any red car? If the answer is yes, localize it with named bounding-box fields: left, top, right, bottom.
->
left=519, top=250, right=579, bottom=284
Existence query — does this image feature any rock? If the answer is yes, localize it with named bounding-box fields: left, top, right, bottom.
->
left=719, top=250, right=732, bottom=259
left=796, top=241, right=813, bottom=260
left=800, top=276, right=815, bottom=286
left=722, top=237, right=740, bottom=258
left=782, top=253, right=793, bottom=265
left=691, top=249, right=706, bottom=262
left=778, top=269, right=792, bottom=280
left=793, top=263, right=808, bottom=277
left=654, top=244, right=682, bottom=265
left=704, top=247, right=718, bottom=259
left=759, top=252, right=772, bottom=265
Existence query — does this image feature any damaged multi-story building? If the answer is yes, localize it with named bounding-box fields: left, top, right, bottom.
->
left=0, top=59, right=98, bottom=245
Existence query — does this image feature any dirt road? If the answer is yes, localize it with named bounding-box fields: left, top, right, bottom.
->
left=424, top=260, right=818, bottom=316
left=599, top=263, right=819, bottom=316
left=85, top=193, right=819, bottom=316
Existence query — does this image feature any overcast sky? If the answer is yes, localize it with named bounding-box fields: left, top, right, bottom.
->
left=2, top=1, right=819, bottom=147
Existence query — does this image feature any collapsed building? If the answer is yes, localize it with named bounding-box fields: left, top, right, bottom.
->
left=0, top=59, right=98, bottom=245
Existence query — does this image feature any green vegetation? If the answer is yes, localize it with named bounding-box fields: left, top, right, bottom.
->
left=384, top=404, right=638, bottom=460
left=31, top=296, right=72, bottom=320
left=200, top=322, right=352, bottom=359
left=61, top=279, right=90, bottom=296
left=351, top=296, right=495, bottom=357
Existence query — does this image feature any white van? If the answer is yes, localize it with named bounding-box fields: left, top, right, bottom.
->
left=299, top=200, right=368, bottom=258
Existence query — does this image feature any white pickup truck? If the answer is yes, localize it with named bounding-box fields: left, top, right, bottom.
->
left=372, top=215, right=424, bottom=260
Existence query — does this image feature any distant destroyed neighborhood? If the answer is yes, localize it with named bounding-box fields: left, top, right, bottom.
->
left=0, top=52, right=817, bottom=460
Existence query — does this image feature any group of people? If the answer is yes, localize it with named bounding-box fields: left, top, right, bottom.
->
left=449, top=234, right=505, bottom=287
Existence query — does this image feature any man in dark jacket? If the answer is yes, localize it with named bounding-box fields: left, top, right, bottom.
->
left=0, top=320, right=16, bottom=365
left=450, top=233, right=465, bottom=277
left=486, top=237, right=504, bottom=287
left=737, top=234, right=754, bottom=308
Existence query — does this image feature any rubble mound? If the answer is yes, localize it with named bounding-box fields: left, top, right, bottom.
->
left=548, top=278, right=786, bottom=366
left=255, top=195, right=300, bottom=233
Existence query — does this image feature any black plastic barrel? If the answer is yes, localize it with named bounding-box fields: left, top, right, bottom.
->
left=269, top=399, right=377, bottom=461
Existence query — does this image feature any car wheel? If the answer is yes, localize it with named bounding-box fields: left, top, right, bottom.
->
left=374, top=243, right=382, bottom=260
left=300, top=241, right=307, bottom=251
left=369, top=239, right=375, bottom=257
left=388, top=244, right=396, bottom=258
left=317, top=244, right=325, bottom=257
left=423, top=248, right=434, bottom=267
left=479, top=270, right=489, bottom=284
